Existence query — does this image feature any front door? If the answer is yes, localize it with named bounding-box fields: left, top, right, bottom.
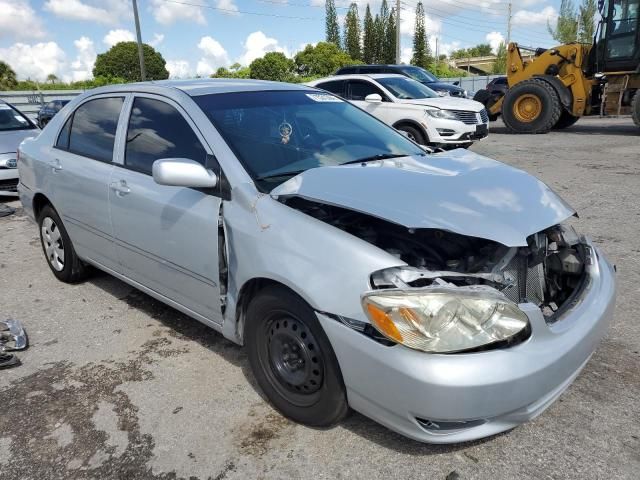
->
left=345, top=80, right=396, bottom=124
left=109, top=95, right=223, bottom=324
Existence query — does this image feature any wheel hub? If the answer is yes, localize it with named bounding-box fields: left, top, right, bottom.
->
left=267, top=317, right=323, bottom=394
left=41, top=216, right=65, bottom=271
left=513, top=94, right=542, bottom=122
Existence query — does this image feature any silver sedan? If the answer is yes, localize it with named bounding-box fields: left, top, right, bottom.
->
left=17, top=79, right=616, bottom=443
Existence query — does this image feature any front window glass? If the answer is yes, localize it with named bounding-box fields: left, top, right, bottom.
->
left=0, top=103, right=36, bottom=131
left=194, top=90, right=424, bottom=190
left=347, top=80, right=387, bottom=101
left=377, top=76, right=439, bottom=99
left=607, top=0, right=639, bottom=58
left=125, top=97, right=207, bottom=175
left=399, top=66, right=438, bottom=82
left=68, top=97, right=123, bottom=162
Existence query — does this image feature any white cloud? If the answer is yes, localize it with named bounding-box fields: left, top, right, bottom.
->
left=0, top=0, right=45, bottom=39
left=69, top=36, right=96, bottom=82
left=103, top=29, right=135, bottom=47
left=167, top=60, right=193, bottom=78
left=216, top=0, right=239, bottom=15
left=149, top=0, right=206, bottom=25
left=196, top=36, right=230, bottom=76
left=0, top=42, right=66, bottom=81
left=439, top=40, right=462, bottom=57
left=400, top=10, right=441, bottom=38
left=149, top=33, right=165, bottom=47
left=238, top=31, right=289, bottom=66
left=513, top=6, right=557, bottom=26
left=400, top=47, right=412, bottom=64
left=485, top=31, right=505, bottom=53
left=44, top=0, right=128, bottom=25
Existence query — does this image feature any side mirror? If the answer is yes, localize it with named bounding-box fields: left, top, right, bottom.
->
left=152, top=158, right=218, bottom=188
left=365, top=93, right=383, bottom=103
left=453, top=81, right=460, bottom=86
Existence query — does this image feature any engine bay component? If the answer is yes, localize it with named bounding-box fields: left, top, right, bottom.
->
left=284, top=197, right=587, bottom=322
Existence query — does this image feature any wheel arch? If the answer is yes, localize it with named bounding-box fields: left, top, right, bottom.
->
left=533, top=75, right=573, bottom=111
left=231, top=276, right=316, bottom=345
left=392, top=119, right=428, bottom=143
left=32, top=192, right=54, bottom=219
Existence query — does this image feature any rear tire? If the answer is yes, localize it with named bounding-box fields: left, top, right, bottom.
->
left=38, top=205, right=89, bottom=283
left=245, top=285, right=349, bottom=427
left=397, top=124, right=426, bottom=145
left=632, top=90, right=640, bottom=128
left=502, top=78, right=562, bottom=134
left=553, top=110, right=580, bottom=129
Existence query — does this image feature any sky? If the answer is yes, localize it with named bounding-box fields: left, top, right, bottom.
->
left=0, top=0, right=563, bottom=82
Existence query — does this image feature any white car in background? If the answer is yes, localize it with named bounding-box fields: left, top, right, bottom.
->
left=307, top=74, right=489, bottom=149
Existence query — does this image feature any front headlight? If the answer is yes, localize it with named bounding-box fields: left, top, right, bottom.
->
left=362, top=287, right=529, bottom=353
left=425, top=108, right=457, bottom=120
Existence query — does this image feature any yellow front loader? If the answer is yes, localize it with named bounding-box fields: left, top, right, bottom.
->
left=479, top=0, right=639, bottom=133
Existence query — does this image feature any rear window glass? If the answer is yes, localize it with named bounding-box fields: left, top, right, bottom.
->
left=67, top=97, right=124, bottom=162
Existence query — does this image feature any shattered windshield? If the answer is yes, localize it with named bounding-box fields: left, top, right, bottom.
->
left=194, top=90, right=424, bottom=189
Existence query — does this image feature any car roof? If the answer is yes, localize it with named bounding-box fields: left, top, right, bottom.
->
left=86, top=78, right=314, bottom=97
left=310, top=74, right=406, bottom=83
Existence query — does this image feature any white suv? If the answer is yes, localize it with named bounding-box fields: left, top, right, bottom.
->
left=307, top=74, right=489, bottom=148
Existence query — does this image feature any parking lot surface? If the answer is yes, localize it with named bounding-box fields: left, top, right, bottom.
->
left=1, top=117, right=639, bottom=479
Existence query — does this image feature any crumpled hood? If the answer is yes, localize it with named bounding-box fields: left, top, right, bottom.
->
left=395, top=97, right=485, bottom=112
left=271, top=149, right=575, bottom=247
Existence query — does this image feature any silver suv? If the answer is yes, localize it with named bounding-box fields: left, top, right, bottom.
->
left=17, top=79, right=616, bottom=444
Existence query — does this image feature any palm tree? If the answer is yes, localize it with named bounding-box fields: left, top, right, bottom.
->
left=46, top=73, right=59, bottom=84
left=0, top=61, right=18, bottom=91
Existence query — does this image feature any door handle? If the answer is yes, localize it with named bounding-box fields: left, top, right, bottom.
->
left=109, top=180, right=131, bottom=196
left=49, top=159, right=62, bottom=172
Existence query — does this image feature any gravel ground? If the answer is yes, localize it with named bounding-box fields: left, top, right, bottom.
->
left=1, top=117, right=639, bottom=480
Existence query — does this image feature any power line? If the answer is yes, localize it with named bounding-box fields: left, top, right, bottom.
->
left=154, top=0, right=321, bottom=20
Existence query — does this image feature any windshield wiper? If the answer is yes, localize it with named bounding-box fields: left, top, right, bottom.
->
left=340, top=153, right=413, bottom=166
left=255, top=170, right=305, bottom=181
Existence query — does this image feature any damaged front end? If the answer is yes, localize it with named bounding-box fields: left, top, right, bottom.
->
left=282, top=197, right=590, bottom=353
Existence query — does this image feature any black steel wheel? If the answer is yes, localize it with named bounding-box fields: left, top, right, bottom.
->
left=632, top=90, right=640, bottom=128
left=246, top=285, right=348, bottom=426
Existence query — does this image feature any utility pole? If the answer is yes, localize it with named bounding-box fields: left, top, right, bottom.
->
left=506, top=2, right=512, bottom=47
left=396, top=0, right=401, bottom=64
left=132, top=0, right=146, bottom=81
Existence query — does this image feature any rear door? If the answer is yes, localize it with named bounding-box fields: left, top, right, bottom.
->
left=50, top=95, right=126, bottom=270
left=313, top=80, right=346, bottom=98
left=109, top=94, right=224, bottom=324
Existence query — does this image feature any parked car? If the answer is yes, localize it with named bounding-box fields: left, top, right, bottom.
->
left=307, top=74, right=488, bottom=148
left=37, top=99, right=71, bottom=128
left=18, top=79, right=616, bottom=444
left=335, top=64, right=467, bottom=97
left=0, top=100, right=39, bottom=196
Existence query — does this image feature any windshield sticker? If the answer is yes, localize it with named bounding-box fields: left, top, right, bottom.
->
left=0, top=104, right=11, bottom=110
left=14, top=115, right=27, bottom=123
left=306, top=93, right=343, bottom=103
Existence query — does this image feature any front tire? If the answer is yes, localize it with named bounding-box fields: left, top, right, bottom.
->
left=502, top=78, right=562, bottom=134
left=246, top=285, right=348, bottom=427
left=397, top=124, right=427, bottom=145
left=38, top=205, right=89, bottom=283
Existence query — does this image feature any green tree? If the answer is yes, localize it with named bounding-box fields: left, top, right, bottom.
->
left=295, top=42, right=355, bottom=77
left=93, top=42, right=169, bottom=82
left=373, top=14, right=384, bottom=63
left=411, top=2, right=430, bottom=68
left=325, top=0, right=341, bottom=48
left=0, top=61, right=18, bottom=90
left=548, top=0, right=579, bottom=44
left=578, top=0, right=598, bottom=43
left=382, top=7, right=397, bottom=63
left=378, top=0, right=390, bottom=62
left=46, top=73, right=59, bottom=84
left=492, top=42, right=507, bottom=74
left=362, top=5, right=376, bottom=63
left=344, top=3, right=361, bottom=61
left=249, top=52, right=296, bottom=82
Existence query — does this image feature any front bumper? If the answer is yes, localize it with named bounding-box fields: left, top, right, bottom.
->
left=0, top=169, right=19, bottom=196
left=318, top=245, right=616, bottom=443
left=422, top=118, right=489, bottom=145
